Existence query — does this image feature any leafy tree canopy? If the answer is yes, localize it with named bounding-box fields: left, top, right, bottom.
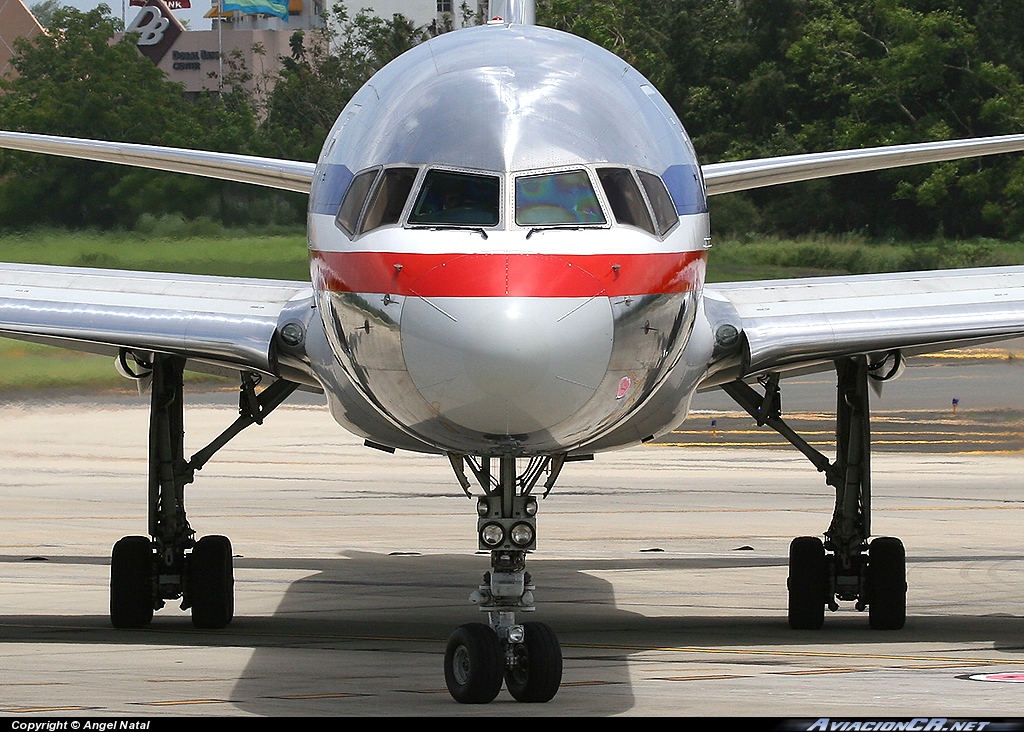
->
left=3, top=1, right=1024, bottom=238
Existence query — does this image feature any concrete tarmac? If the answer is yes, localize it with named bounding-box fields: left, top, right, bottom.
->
left=1, top=354, right=1023, bottom=717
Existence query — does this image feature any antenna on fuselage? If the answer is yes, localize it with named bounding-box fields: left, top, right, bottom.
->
left=488, top=0, right=535, bottom=25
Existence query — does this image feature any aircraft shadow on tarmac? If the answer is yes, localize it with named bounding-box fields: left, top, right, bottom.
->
left=1, top=551, right=1023, bottom=714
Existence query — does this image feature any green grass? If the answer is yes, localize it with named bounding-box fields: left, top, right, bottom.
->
left=706, top=234, right=1024, bottom=282
left=0, top=338, right=230, bottom=392
left=0, top=223, right=310, bottom=280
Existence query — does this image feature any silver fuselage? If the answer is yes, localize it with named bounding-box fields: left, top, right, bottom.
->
left=305, top=23, right=713, bottom=456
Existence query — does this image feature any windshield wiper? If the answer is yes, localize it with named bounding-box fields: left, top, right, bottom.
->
left=526, top=226, right=583, bottom=240
left=422, top=225, right=489, bottom=239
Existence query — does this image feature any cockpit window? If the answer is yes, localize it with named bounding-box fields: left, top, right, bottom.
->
left=597, top=168, right=656, bottom=235
left=408, top=170, right=500, bottom=227
left=637, top=170, right=679, bottom=236
left=335, top=167, right=378, bottom=237
left=361, top=167, right=418, bottom=234
left=514, top=170, right=605, bottom=226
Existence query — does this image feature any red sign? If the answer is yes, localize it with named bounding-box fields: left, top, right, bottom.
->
left=131, top=0, right=189, bottom=7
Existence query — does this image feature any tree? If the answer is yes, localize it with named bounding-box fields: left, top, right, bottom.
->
left=258, top=4, right=436, bottom=163
left=28, top=0, right=61, bottom=28
left=785, top=0, right=1024, bottom=236
left=0, top=5, right=271, bottom=228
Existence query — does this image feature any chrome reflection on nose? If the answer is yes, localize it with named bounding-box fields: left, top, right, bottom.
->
left=400, top=296, right=613, bottom=434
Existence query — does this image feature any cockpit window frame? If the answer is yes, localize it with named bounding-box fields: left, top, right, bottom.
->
left=596, top=166, right=656, bottom=236
left=507, top=166, right=611, bottom=233
left=596, top=165, right=680, bottom=240
left=336, top=165, right=430, bottom=240
left=405, top=166, right=504, bottom=230
left=636, top=169, right=680, bottom=238
left=360, top=166, right=420, bottom=236
left=335, top=166, right=381, bottom=239
left=512, top=168, right=608, bottom=228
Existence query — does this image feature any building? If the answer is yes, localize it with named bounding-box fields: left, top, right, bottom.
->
left=150, top=0, right=488, bottom=94
left=0, top=0, right=43, bottom=79
left=0, top=0, right=488, bottom=93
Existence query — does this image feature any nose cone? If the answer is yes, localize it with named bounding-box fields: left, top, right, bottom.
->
left=401, top=295, right=613, bottom=435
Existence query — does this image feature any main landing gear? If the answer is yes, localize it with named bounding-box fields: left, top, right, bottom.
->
left=444, top=454, right=566, bottom=703
left=723, top=355, right=907, bottom=630
left=109, top=354, right=297, bottom=630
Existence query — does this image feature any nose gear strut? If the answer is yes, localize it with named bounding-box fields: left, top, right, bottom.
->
left=444, top=455, right=563, bottom=703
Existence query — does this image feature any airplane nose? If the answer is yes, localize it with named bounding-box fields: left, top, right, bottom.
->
left=400, top=290, right=613, bottom=435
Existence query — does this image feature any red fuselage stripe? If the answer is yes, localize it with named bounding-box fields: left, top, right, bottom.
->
left=311, top=250, right=707, bottom=297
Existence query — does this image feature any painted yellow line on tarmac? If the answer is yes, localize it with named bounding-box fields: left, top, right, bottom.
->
left=138, top=698, right=231, bottom=706
left=921, top=349, right=1021, bottom=360
left=898, top=663, right=994, bottom=669
left=0, top=681, right=67, bottom=686
left=560, top=680, right=622, bottom=687
left=264, top=692, right=368, bottom=699
left=653, top=674, right=753, bottom=681
left=0, top=621, right=444, bottom=645
left=3, top=706, right=96, bottom=713
left=772, top=668, right=869, bottom=675
left=673, top=430, right=1024, bottom=437
left=654, top=439, right=1012, bottom=448
left=146, top=677, right=240, bottom=683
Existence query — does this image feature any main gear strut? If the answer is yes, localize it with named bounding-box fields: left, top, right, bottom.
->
left=110, top=353, right=298, bottom=630
left=722, top=355, right=906, bottom=630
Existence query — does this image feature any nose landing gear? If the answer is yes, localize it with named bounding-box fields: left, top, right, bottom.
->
left=445, top=455, right=565, bottom=704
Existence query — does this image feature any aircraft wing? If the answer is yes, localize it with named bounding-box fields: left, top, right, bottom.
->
left=0, top=262, right=318, bottom=385
left=703, top=266, right=1024, bottom=384
left=4, top=131, right=1024, bottom=197
left=701, top=134, right=1024, bottom=195
left=0, top=131, right=315, bottom=193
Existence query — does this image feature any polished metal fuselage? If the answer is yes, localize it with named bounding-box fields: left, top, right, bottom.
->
left=304, top=23, right=713, bottom=456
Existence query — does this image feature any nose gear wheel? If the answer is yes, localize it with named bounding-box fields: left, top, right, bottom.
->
left=444, top=623, right=504, bottom=704
left=504, top=621, right=563, bottom=702
left=445, top=454, right=565, bottom=703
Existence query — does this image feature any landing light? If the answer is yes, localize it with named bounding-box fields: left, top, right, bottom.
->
left=510, top=522, right=534, bottom=547
left=481, top=523, right=505, bottom=547
left=477, top=497, right=490, bottom=517
left=524, top=497, right=538, bottom=517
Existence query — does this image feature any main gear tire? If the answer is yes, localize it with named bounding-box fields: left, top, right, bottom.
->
left=188, top=535, right=234, bottom=630
left=788, top=536, right=827, bottom=630
left=110, top=536, right=155, bottom=629
left=867, top=536, right=907, bottom=630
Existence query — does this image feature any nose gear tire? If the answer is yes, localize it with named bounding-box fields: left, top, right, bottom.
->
left=444, top=623, right=504, bottom=704
left=504, top=621, right=562, bottom=703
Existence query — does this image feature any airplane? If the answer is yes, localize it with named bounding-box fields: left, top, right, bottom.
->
left=3, top=0, right=1024, bottom=705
